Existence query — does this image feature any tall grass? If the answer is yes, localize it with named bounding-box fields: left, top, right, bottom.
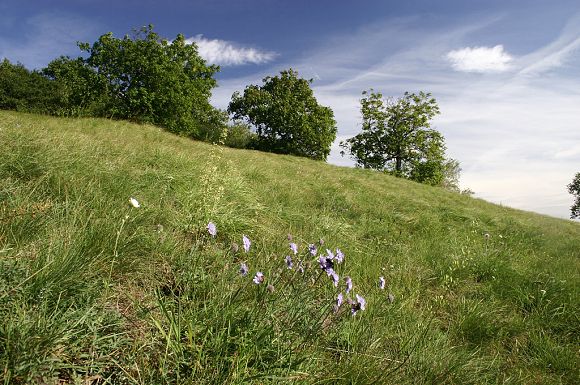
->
left=0, top=111, right=578, bottom=384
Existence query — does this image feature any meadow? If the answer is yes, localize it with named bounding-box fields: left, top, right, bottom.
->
left=0, top=110, right=578, bottom=384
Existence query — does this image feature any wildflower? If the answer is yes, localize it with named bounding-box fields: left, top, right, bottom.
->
left=336, top=293, right=344, bottom=307
left=289, top=242, right=298, bottom=255
left=379, top=276, right=386, bottom=290
left=326, top=249, right=335, bottom=260
left=242, top=235, right=251, bottom=253
left=129, top=197, right=140, bottom=208
left=207, top=222, right=217, bottom=237
left=319, top=256, right=334, bottom=271
left=335, top=248, right=344, bottom=263
left=267, top=284, right=275, bottom=293
left=330, top=269, right=339, bottom=287
left=308, top=244, right=317, bottom=256
left=287, top=233, right=293, bottom=241
left=239, top=263, right=249, bottom=276
left=345, top=276, right=352, bottom=294
left=351, top=294, right=366, bottom=316
left=253, top=271, right=264, bottom=284
left=298, top=259, right=305, bottom=273
left=285, top=255, right=293, bottom=269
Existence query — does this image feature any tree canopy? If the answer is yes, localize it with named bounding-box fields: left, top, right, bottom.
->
left=44, top=26, right=221, bottom=137
left=228, top=69, right=337, bottom=160
left=340, top=90, right=453, bottom=186
left=568, top=172, right=580, bottom=219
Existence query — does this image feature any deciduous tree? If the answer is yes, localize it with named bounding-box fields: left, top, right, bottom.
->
left=341, top=90, right=452, bottom=186
left=228, top=69, right=337, bottom=160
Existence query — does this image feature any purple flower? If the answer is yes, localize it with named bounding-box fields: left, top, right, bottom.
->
left=289, top=242, right=298, bottom=255
left=335, top=248, right=344, bottom=263
left=379, top=276, right=386, bottom=290
left=319, top=255, right=334, bottom=272
left=207, top=222, right=217, bottom=237
left=242, top=235, right=251, bottom=253
left=345, top=276, right=352, bottom=294
left=253, top=271, right=264, bottom=284
left=308, top=244, right=317, bottom=256
left=239, top=263, right=249, bottom=276
left=356, top=294, right=366, bottom=310
left=285, top=255, right=293, bottom=269
left=330, top=270, right=339, bottom=287
left=326, top=249, right=335, bottom=261
left=351, top=294, right=366, bottom=316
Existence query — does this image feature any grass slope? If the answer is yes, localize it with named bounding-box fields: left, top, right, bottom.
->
left=1, top=111, right=579, bottom=384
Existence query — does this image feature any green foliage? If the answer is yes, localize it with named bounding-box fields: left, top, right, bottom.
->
left=567, top=172, right=580, bottom=219
left=0, top=59, right=61, bottom=113
left=228, top=69, right=337, bottom=160
left=42, top=56, right=110, bottom=117
left=341, top=90, right=452, bottom=186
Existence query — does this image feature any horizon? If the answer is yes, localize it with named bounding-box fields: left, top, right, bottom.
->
left=1, top=0, right=579, bottom=219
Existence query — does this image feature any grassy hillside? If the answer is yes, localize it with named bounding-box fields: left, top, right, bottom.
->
left=1, top=110, right=578, bottom=384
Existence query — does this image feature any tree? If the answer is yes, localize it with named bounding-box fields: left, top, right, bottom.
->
left=0, top=59, right=61, bottom=113
left=45, top=26, right=221, bottom=137
left=340, top=90, right=451, bottom=186
left=228, top=69, right=337, bottom=160
left=568, top=173, right=580, bottom=219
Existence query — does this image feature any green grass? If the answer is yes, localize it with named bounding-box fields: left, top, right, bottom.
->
left=1, top=110, right=579, bottom=384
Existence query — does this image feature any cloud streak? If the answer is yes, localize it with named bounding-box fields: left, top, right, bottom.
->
left=187, top=35, right=277, bottom=66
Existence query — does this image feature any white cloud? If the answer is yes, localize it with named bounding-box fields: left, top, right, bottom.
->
left=186, top=35, right=277, bottom=66
left=446, top=45, right=513, bottom=73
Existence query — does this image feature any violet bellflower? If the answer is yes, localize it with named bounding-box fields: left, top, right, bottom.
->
left=253, top=271, right=264, bottom=284
left=345, top=276, right=353, bottom=294
left=379, top=276, right=386, bottom=290
left=351, top=294, right=366, bottom=316
left=285, top=255, right=293, bottom=269
left=330, top=269, right=339, bottom=287
left=242, top=235, right=251, bottom=253
left=326, top=249, right=335, bottom=260
left=289, top=242, right=298, bottom=255
left=335, top=248, right=344, bottom=263
left=207, top=222, right=217, bottom=237
left=308, top=244, right=317, bottom=256
left=239, top=262, right=249, bottom=276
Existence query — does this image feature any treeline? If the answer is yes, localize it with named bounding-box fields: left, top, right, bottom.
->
left=1, top=26, right=464, bottom=190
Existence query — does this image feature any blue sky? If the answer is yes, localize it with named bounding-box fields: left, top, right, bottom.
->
left=2, top=0, right=579, bottom=219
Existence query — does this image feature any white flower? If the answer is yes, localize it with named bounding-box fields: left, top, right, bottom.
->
left=129, top=197, right=140, bottom=208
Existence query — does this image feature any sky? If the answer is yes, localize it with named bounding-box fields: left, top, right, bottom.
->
left=1, top=0, right=579, bottom=219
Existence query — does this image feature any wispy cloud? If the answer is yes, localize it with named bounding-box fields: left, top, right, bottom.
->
left=446, top=45, right=513, bottom=73
left=187, top=35, right=277, bottom=66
